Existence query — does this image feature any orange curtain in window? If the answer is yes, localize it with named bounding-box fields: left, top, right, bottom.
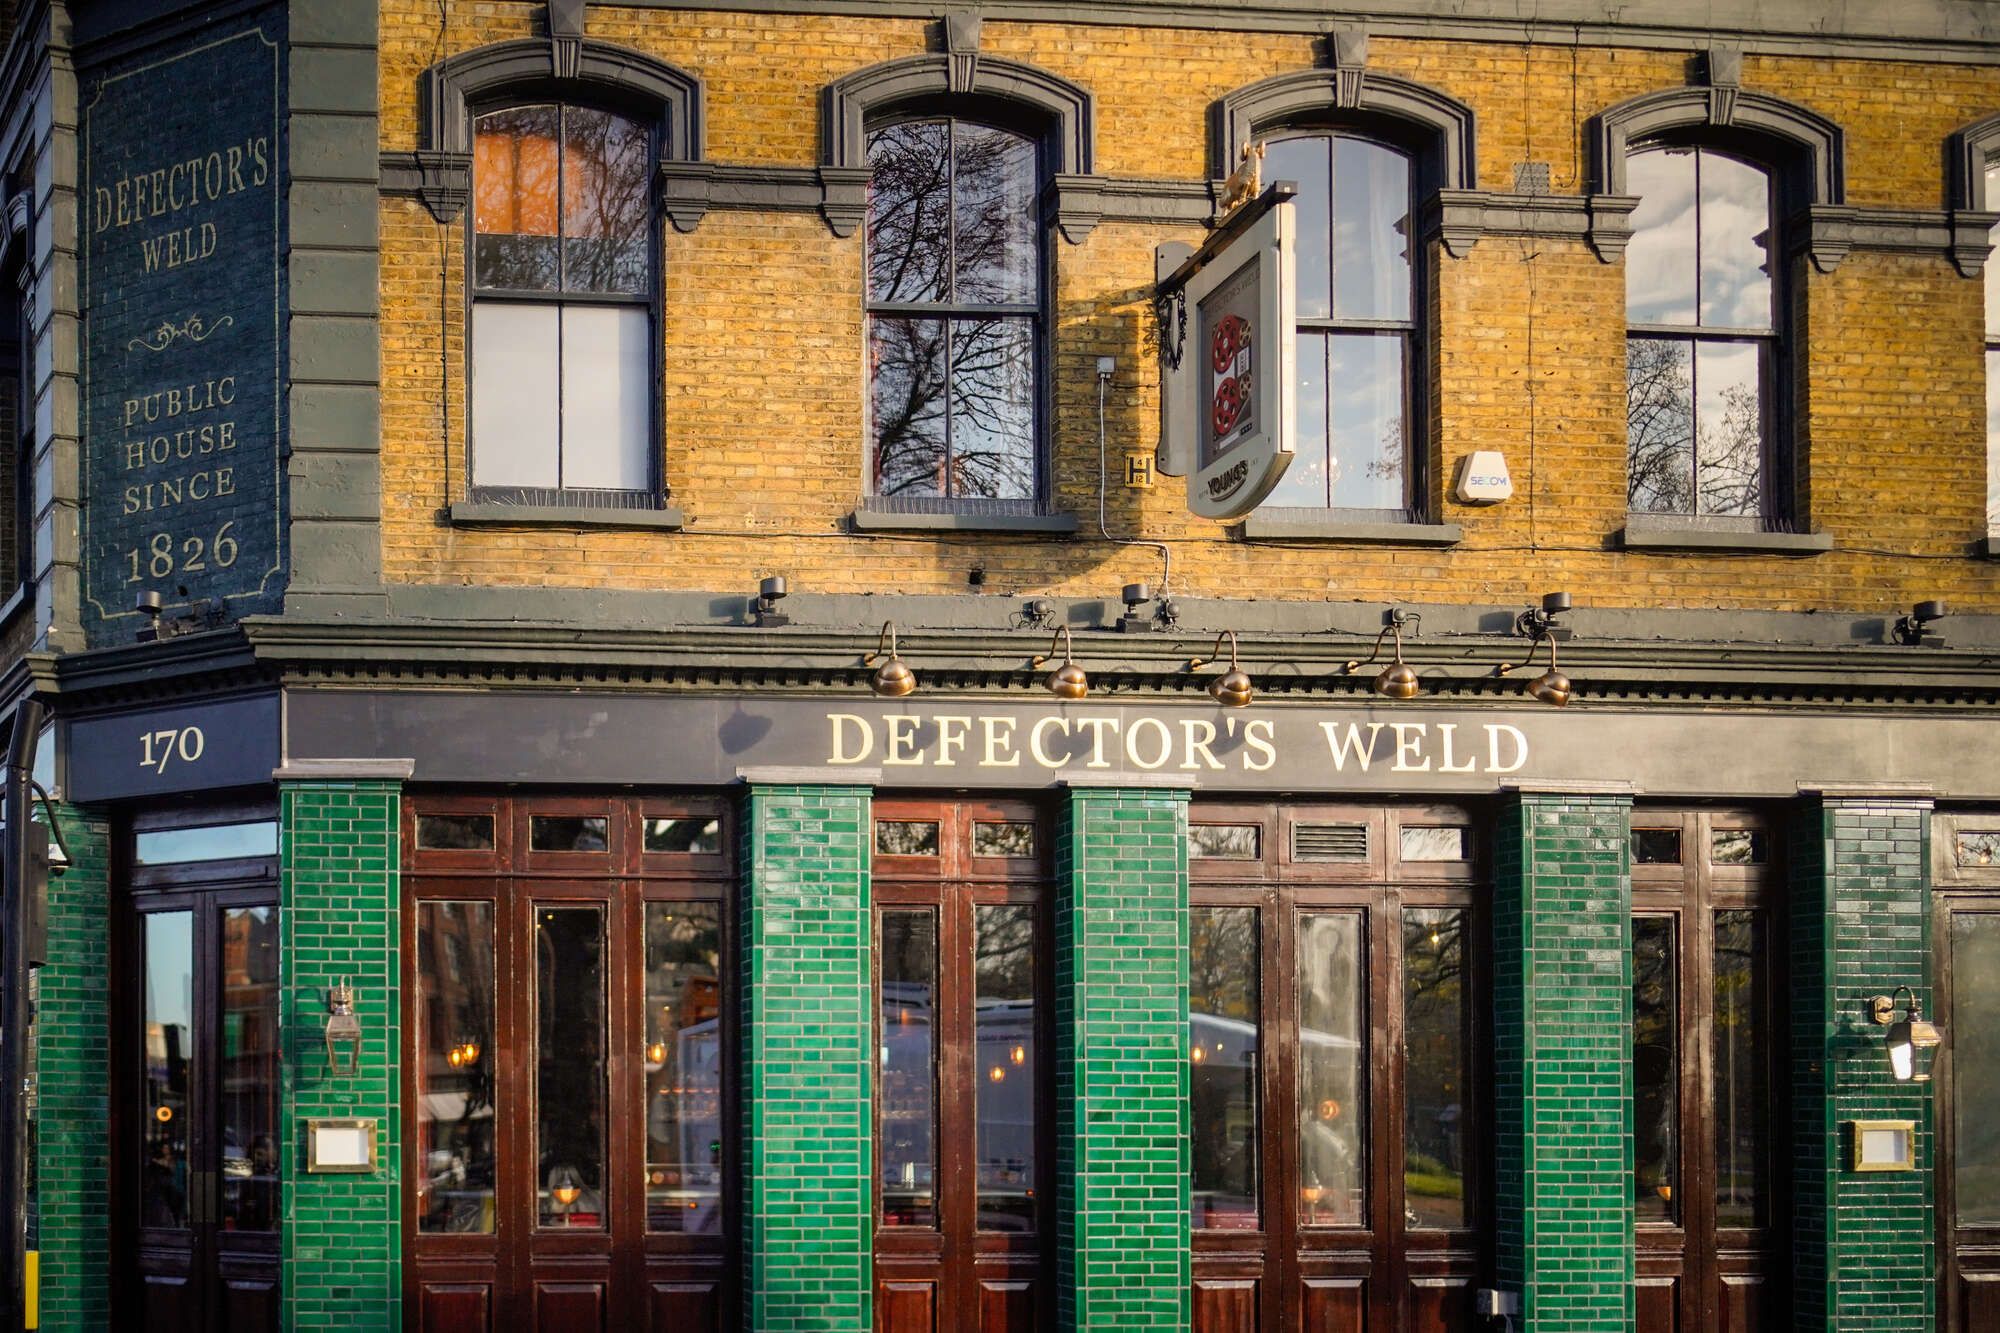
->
left=474, top=119, right=559, bottom=237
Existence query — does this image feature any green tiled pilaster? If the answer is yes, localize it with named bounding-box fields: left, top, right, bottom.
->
left=1790, top=794, right=1934, bottom=1332
left=279, top=780, right=402, bottom=1332
left=740, top=783, right=872, bottom=1333
left=34, top=804, right=110, bottom=1330
left=1055, top=786, right=1189, bottom=1332
left=1493, top=790, right=1634, bottom=1333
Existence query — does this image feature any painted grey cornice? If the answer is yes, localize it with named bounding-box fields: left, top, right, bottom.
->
left=559, top=2, right=2000, bottom=63
left=1426, top=191, right=1640, bottom=262
left=203, top=615, right=2000, bottom=710
left=1795, top=205, right=2000, bottom=278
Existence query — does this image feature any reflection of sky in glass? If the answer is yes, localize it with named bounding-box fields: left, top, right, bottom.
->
left=1266, top=137, right=1331, bottom=319
left=948, top=317, right=1036, bottom=499
left=1693, top=340, right=1763, bottom=516
left=1332, top=138, right=1410, bottom=322
left=1697, top=153, right=1772, bottom=329
left=1988, top=348, right=2000, bottom=534
left=135, top=821, right=279, bottom=865
left=1627, top=148, right=1771, bottom=331
left=1953, top=911, right=2000, bottom=1225
left=953, top=125, right=1038, bottom=305
left=147, top=911, right=193, bottom=1035
left=1986, top=165, right=2000, bottom=338
left=1626, top=150, right=1698, bottom=325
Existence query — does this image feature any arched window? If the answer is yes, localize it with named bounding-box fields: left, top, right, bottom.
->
left=1624, top=146, right=1778, bottom=522
left=470, top=102, right=656, bottom=501
left=865, top=118, right=1041, bottom=503
left=1258, top=132, right=1416, bottom=515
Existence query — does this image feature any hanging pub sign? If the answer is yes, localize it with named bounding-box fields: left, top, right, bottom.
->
left=1156, top=183, right=1297, bottom=521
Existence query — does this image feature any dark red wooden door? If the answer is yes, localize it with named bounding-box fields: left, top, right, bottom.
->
left=1936, top=813, right=2000, bottom=1333
left=405, top=795, right=734, bottom=1333
left=1189, top=804, right=1484, bottom=1333
left=873, top=800, right=1050, bottom=1333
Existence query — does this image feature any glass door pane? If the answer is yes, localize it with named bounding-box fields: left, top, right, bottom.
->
left=880, top=910, right=938, bottom=1227
left=1712, top=910, right=1768, bottom=1228
left=217, top=906, right=279, bottom=1231
left=1633, top=916, right=1679, bottom=1223
left=1296, top=912, right=1365, bottom=1227
left=536, top=905, right=606, bottom=1229
left=1191, top=906, right=1259, bottom=1231
left=1955, top=912, right=2000, bottom=1224
left=141, top=910, right=195, bottom=1230
left=644, top=902, right=723, bottom=1234
left=416, top=901, right=497, bottom=1233
left=974, top=903, right=1035, bottom=1232
left=1404, top=907, right=1469, bottom=1230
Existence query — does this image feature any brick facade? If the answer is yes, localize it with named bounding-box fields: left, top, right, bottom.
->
left=279, top=780, right=403, bottom=1331
left=1055, top=786, right=1190, bottom=1332
left=1493, top=789, right=1635, bottom=1332
left=739, top=783, right=874, bottom=1333
left=372, top=1, right=2000, bottom=614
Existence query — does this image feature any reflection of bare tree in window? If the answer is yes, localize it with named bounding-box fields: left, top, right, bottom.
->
left=1699, top=380, right=1763, bottom=516
left=866, top=119, right=1038, bottom=500
left=1628, top=338, right=1696, bottom=513
left=1367, top=414, right=1405, bottom=484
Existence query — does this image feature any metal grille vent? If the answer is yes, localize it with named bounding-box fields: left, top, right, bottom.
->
left=1293, top=822, right=1369, bottom=861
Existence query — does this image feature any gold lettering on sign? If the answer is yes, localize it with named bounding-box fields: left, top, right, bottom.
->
left=93, top=136, right=271, bottom=275
left=822, top=711, right=1532, bottom=778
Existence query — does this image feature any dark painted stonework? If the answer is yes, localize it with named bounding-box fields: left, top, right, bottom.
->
left=79, top=7, right=287, bottom=647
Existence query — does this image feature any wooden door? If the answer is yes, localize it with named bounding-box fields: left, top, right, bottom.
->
left=1190, top=804, right=1485, bottom=1333
left=405, top=795, right=734, bottom=1333
left=1631, top=811, right=1783, bottom=1333
left=119, top=880, right=281, bottom=1333
left=873, top=800, right=1050, bottom=1333
left=1936, top=814, right=2000, bottom=1332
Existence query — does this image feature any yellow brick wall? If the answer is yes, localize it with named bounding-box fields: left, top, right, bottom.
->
left=376, top=1, right=2000, bottom=613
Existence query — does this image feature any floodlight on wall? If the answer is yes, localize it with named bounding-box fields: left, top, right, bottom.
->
left=1188, top=630, right=1254, bottom=707
left=1870, top=985, right=1943, bottom=1083
left=862, top=621, right=917, bottom=698
left=1496, top=593, right=1575, bottom=706
left=753, top=575, right=790, bottom=627
left=1892, top=599, right=1947, bottom=648
left=1030, top=626, right=1089, bottom=699
left=1344, top=610, right=1421, bottom=700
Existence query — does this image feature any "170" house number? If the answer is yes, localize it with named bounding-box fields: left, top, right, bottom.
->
left=139, top=725, right=206, bottom=774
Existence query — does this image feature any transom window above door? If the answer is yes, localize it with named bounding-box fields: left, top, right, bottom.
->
left=470, top=103, right=657, bottom=504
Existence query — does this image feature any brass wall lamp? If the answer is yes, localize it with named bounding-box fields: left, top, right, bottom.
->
left=862, top=621, right=917, bottom=697
left=1189, top=630, right=1253, bottom=707
left=1345, top=610, right=1420, bottom=700
left=1031, top=626, right=1089, bottom=699
left=1496, top=592, right=1574, bottom=706
left=1870, top=985, right=1943, bottom=1082
left=324, top=979, right=363, bottom=1076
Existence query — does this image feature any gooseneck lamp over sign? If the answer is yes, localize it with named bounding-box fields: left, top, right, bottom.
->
left=1031, top=626, right=1089, bottom=700
left=1345, top=611, right=1420, bottom=700
left=863, top=621, right=917, bottom=698
left=1189, top=630, right=1254, bottom=707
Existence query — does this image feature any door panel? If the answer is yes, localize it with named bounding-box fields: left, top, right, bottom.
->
left=977, top=1279, right=1033, bottom=1332
left=534, top=1281, right=605, bottom=1331
left=139, top=1272, right=197, bottom=1333
left=879, top=1279, right=937, bottom=1333
left=419, top=1283, right=492, bottom=1333
left=1406, top=1277, right=1473, bottom=1332
left=1299, top=1277, right=1365, bottom=1332
left=1959, top=1273, right=2000, bottom=1333
left=1635, top=1276, right=1679, bottom=1332
left=647, top=1280, right=720, bottom=1331
left=219, top=1274, right=280, bottom=1332
left=1717, top=1274, right=1766, bottom=1333
left=1192, top=1278, right=1259, bottom=1333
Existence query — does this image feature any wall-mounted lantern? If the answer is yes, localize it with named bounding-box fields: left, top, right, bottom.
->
left=324, top=979, right=363, bottom=1076
left=1869, top=985, right=1942, bottom=1082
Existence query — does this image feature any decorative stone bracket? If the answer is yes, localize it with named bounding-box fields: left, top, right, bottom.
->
left=1424, top=190, right=1640, bottom=262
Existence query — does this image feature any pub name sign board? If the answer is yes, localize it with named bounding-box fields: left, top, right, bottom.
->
left=80, top=13, right=285, bottom=646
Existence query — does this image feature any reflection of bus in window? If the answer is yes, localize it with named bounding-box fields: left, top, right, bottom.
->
left=880, top=979, right=935, bottom=1225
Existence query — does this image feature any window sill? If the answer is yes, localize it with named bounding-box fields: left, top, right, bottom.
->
left=1236, top=513, right=1463, bottom=546
left=1980, top=536, right=2000, bottom=560
left=1618, top=524, right=1832, bottom=555
left=849, top=508, right=1078, bottom=535
left=449, top=501, right=685, bottom=531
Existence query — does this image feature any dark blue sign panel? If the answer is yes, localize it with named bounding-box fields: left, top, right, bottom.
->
left=79, top=13, right=285, bottom=646
left=64, top=692, right=280, bottom=803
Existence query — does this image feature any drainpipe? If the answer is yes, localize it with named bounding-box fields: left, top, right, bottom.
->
left=0, top=696, right=45, bottom=1333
